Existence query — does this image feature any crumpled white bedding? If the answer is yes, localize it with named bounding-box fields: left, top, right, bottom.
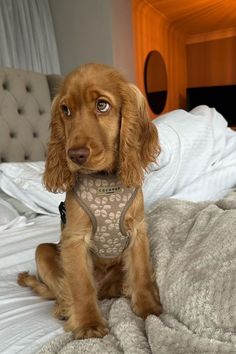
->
left=0, top=161, right=65, bottom=230
left=0, top=161, right=65, bottom=216
left=0, top=197, right=24, bottom=231
left=0, top=216, right=63, bottom=354
left=0, top=106, right=236, bottom=353
left=144, top=105, right=236, bottom=208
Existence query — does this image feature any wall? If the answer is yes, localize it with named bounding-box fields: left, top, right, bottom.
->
left=49, top=0, right=113, bottom=74
left=111, top=0, right=135, bottom=83
left=49, top=0, right=135, bottom=82
left=50, top=0, right=236, bottom=114
left=132, top=0, right=187, bottom=117
left=187, top=36, right=236, bottom=87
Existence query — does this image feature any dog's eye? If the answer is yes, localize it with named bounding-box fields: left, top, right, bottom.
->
left=96, top=99, right=110, bottom=113
left=61, top=104, right=71, bottom=117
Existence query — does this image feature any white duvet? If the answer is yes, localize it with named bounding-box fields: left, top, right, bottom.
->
left=144, top=105, right=236, bottom=207
left=0, top=106, right=236, bottom=353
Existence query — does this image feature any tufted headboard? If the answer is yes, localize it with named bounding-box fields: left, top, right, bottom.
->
left=0, top=67, right=62, bottom=162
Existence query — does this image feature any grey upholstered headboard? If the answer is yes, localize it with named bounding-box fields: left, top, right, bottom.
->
left=0, top=67, right=62, bottom=162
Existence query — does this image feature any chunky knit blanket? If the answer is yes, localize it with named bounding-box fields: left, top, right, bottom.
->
left=38, top=191, right=236, bottom=354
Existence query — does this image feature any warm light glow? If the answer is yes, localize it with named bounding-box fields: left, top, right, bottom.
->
left=145, top=0, right=236, bottom=35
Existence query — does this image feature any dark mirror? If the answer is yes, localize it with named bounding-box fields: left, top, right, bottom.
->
left=144, top=50, right=168, bottom=114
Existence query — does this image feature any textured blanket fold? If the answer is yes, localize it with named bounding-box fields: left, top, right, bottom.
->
left=38, top=191, right=236, bottom=354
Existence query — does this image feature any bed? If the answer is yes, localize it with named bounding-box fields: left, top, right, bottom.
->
left=1, top=68, right=236, bottom=354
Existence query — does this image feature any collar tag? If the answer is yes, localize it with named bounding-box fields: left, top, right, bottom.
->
left=97, top=186, right=121, bottom=195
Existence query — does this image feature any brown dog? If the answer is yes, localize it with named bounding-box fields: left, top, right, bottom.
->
left=18, top=63, right=162, bottom=339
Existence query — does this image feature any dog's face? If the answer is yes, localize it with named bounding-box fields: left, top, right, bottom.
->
left=44, top=63, right=160, bottom=192
left=58, top=65, right=124, bottom=175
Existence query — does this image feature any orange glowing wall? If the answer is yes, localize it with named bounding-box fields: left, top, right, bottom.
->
left=187, top=35, right=236, bottom=88
left=132, top=0, right=187, bottom=117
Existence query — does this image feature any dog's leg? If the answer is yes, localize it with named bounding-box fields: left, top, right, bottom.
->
left=18, top=243, right=61, bottom=300
left=61, top=239, right=108, bottom=339
left=17, top=271, right=55, bottom=299
left=123, top=223, right=162, bottom=318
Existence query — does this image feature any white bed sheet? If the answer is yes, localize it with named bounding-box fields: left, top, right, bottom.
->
left=0, top=215, right=63, bottom=354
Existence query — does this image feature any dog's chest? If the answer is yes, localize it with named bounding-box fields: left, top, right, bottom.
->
left=73, top=175, right=137, bottom=258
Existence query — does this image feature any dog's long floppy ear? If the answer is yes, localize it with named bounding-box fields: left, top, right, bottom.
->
left=43, top=95, right=74, bottom=193
left=119, top=84, right=160, bottom=188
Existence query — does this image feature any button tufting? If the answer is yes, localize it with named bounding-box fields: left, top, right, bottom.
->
left=2, top=81, right=8, bottom=90
left=10, top=132, right=16, bottom=138
left=39, top=109, right=45, bottom=115
left=25, top=84, right=32, bottom=93
left=24, top=154, right=30, bottom=161
left=1, top=157, right=6, bottom=162
left=33, top=132, right=38, bottom=138
left=17, top=107, right=24, bottom=115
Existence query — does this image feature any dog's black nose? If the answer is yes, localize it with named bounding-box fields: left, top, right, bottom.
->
left=68, top=147, right=89, bottom=165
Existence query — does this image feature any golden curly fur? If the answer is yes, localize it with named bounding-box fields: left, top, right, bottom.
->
left=18, top=63, right=162, bottom=339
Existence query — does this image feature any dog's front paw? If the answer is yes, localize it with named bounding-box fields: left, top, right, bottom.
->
left=53, top=301, right=69, bottom=321
left=73, top=322, right=109, bottom=339
left=132, top=289, right=162, bottom=319
left=64, top=316, right=108, bottom=339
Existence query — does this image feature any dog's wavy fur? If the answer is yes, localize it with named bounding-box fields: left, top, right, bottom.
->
left=18, top=63, right=162, bottom=339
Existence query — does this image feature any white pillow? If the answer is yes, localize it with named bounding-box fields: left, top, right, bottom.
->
left=0, top=162, right=65, bottom=215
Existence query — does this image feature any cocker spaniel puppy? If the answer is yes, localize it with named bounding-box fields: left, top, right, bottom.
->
left=18, top=63, right=162, bottom=339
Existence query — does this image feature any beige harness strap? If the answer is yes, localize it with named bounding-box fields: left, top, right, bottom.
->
left=73, top=174, right=137, bottom=258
